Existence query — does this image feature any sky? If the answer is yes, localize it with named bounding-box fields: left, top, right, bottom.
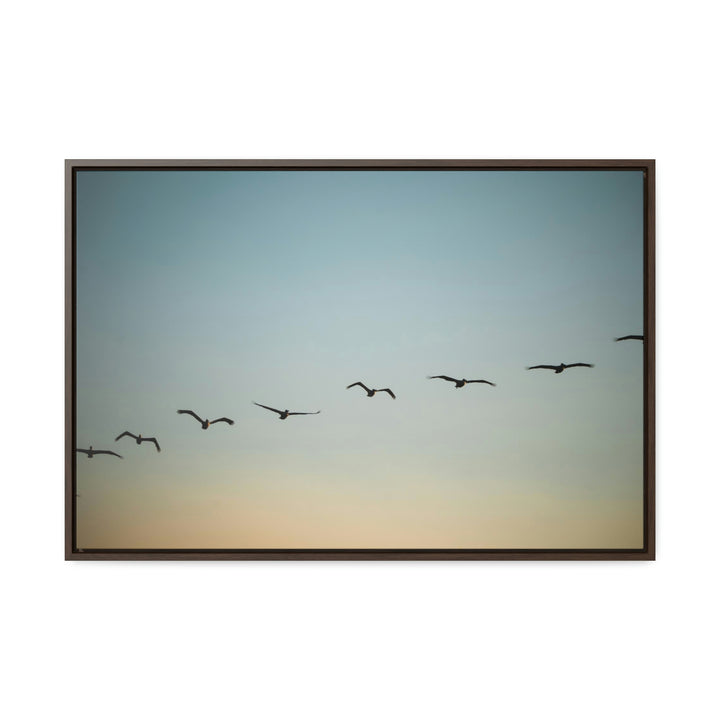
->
left=74, top=169, right=645, bottom=549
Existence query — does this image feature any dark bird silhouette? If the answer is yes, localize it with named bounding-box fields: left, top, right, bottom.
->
left=615, top=335, right=644, bottom=342
left=115, top=431, right=161, bottom=452
left=427, top=375, right=496, bottom=388
left=346, top=381, right=396, bottom=399
left=177, top=410, right=234, bottom=429
left=76, top=446, right=123, bottom=459
left=526, top=363, right=594, bottom=374
left=253, top=402, right=321, bottom=420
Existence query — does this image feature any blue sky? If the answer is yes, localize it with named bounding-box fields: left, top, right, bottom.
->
left=75, top=169, right=644, bottom=548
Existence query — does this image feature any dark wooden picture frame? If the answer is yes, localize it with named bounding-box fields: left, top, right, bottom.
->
left=66, top=159, right=655, bottom=560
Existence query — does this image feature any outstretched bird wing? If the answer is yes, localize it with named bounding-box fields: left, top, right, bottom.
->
left=347, top=381, right=371, bottom=393
left=428, top=375, right=459, bottom=382
left=466, top=380, right=496, bottom=386
left=287, top=411, right=321, bottom=416
left=565, top=363, right=594, bottom=368
left=209, top=417, right=234, bottom=425
left=526, top=365, right=558, bottom=371
left=94, top=450, right=123, bottom=458
left=114, top=431, right=137, bottom=442
left=615, top=335, right=644, bottom=341
left=378, top=388, right=396, bottom=398
left=253, top=402, right=282, bottom=415
left=177, top=409, right=203, bottom=424
left=142, top=437, right=161, bottom=451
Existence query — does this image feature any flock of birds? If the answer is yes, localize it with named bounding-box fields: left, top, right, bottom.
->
left=75, top=334, right=642, bottom=460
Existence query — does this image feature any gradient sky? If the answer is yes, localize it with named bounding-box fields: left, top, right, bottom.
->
left=75, top=169, right=644, bottom=549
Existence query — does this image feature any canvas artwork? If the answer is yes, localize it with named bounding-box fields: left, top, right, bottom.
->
left=66, top=160, right=654, bottom=559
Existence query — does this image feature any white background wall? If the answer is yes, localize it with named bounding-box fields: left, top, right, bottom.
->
left=2, top=2, right=718, bottom=718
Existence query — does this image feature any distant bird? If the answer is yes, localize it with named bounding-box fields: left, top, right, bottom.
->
left=75, top=446, right=123, bottom=459
left=253, top=402, right=321, bottom=420
left=115, top=431, right=161, bottom=452
left=615, top=335, right=644, bottom=342
left=427, top=375, right=496, bottom=388
left=177, top=410, right=234, bottom=429
left=526, top=363, right=594, bottom=374
left=346, top=381, right=396, bottom=399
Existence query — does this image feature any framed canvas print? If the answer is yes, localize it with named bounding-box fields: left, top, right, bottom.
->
left=65, top=160, right=654, bottom=560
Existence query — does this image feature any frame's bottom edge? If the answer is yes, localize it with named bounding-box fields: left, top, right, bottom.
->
left=66, top=549, right=654, bottom=561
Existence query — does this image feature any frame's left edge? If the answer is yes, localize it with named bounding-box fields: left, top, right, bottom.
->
left=65, top=160, right=77, bottom=560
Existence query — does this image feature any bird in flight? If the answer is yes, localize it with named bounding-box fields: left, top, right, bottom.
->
left=115, top=431, right=161, bottom=452
left=76, top=446, right=123, bottom=459
left=346, top=382, right=396, bottom=399
left=526, top=363, right=594, bottom=374
left=177, top=410, right=234, bottom=429
left=615, top=335, right=644, bottom=342
left=427, top=375, right=496, bottom=388
left=253, top=402, right=321, bottom=420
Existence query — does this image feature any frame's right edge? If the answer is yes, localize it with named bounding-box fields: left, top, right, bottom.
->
left=645, top=160, right=656, bottom=560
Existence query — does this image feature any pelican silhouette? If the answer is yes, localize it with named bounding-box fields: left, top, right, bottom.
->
left=253, top=402, right=321, bottom=420
left=115, top=431, right=161, bottom=452
left=76, top=446, right=123, bottom=459
left=526, top=363, right=594, bottom=374
left=427, top=375, right=496, bottom=388
left=177, top=410, right=234, bottom=429
left=346, top=382, right=396, bottom=399
left=615, top=335, right=644, bottom=342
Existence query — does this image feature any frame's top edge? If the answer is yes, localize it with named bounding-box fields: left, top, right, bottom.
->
left=65, top=159, right=656, bottom=169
